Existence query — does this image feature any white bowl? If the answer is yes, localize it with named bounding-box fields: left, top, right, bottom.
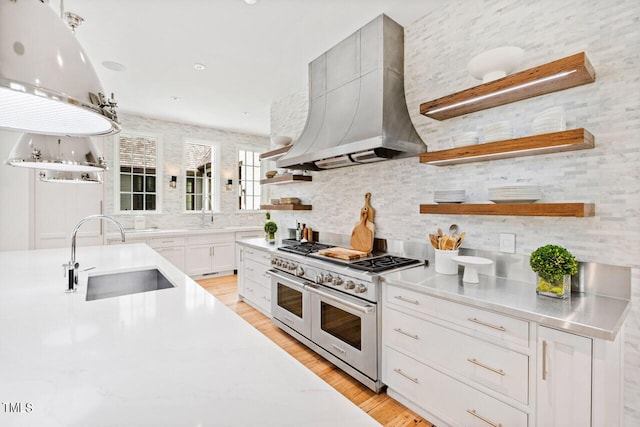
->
left=468, top=47, right=525, bottom=83
left=271, top=135, right=292, bottom=146
left=451, top=131, right=479, bottom=147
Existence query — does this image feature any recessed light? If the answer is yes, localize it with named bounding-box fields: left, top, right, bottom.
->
left=242, top=111, right=250, bottom=117
left=102, top=60, right=126, bottom=72
left=194, top=63, right=206, bottom=70
left=244, top=0, right=257, bottom=4
left=171, top=96, right=181, bottom=102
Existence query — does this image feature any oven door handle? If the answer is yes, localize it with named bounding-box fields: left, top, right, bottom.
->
left=305, top=285, right=375, bottom=314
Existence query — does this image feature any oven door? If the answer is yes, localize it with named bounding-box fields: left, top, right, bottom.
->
left=269, top=270, right=311, bottom=338
left=307, top=284, right=378, bottom=379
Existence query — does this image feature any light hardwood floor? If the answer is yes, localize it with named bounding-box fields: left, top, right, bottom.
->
left=198, top=275, right=433, bottom=427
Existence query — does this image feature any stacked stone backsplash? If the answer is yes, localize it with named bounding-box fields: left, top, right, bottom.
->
left=103, top=113, right=269, bottom=231
left=268, top=0, right=640, bottom=423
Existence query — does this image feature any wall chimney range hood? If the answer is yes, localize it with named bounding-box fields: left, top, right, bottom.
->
left=277, top=14, right=426, bottom=171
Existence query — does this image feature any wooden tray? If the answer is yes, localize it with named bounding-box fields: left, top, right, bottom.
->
left=317, top=247, right=369, bottom=260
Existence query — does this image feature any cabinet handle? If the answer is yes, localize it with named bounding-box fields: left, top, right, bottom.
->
left=467, top=317, right=506, bottom=332
left=466, top=358, right=505, bottom=376
left=542, top=339, right=548, bottom=381
left=332, top=344, right=346, bottom=355
left=211, top=246, right=215, bottom=256
left=466, top=409, right=501, bottom=427
left=394, top=295, right=420, bottom=305
left=393, top=368, right=419, bottom=384
left=283, top=316, right=294, bottom=324
left=393, top=328, right=419, bottom=340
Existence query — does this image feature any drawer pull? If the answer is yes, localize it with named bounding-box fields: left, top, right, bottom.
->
left=393, top=368, right=419, bottom=384
left=467, top=317, right=506, bottom=332
left=393, top=328, right=419, bottom=340
left=332, top=344, right=347, bottom=355
left=394, top=295, right=420, bottom=305
left=542, top=339, right=548, bottom=381
left=466, top=409, right=502, bottom=427
left=467, top=358, right=505, bottom=376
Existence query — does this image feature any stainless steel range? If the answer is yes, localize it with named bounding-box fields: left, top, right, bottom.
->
left=269, top=240, right=423, bottom=392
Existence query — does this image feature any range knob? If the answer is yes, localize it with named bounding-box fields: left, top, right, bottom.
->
left=354, top=283, right=367, bottom=294
left=271, top=258, right=277, bottom=265
left=344, top=280, right=355, bottom=290
left=316, top=273, right=324, bottom=283
left=275, top=259, right=282, bottom=267
left=332, top=277, right=343, bottom=286
left=324, top=273, right=333, bottom=283
left=289, top=263, right=297, bottom=271
left=295, top=266, right=304, bottom=277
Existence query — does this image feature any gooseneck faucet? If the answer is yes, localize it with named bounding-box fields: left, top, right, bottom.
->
left=64, top=214, right=126, bottom=292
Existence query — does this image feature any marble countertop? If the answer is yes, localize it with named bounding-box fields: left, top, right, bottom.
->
left=381, top=265, right=630, bottom=341
left=0, top=244, right=379, bottom=427
left=235, top=237, right=282, bottom=251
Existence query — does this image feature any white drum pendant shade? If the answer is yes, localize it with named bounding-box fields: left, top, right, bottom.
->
left=6, top=133, right=107, bottom=172
left=0, top=0, right=120, bottom=136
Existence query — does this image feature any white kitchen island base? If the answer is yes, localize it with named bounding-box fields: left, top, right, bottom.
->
left=0, top=244, right=379, bottom=427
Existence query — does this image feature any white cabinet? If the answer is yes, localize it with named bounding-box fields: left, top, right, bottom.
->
left=237, top=243, right=272, bottom=316
left=536, top=326, right=592, bottom=427
left=185, top=233, right=235, bottom=277
left=149, top=236, right=185, bottom=271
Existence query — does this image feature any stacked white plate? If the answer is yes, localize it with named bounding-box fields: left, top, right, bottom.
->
left=488, top=185, right=542, bottom=203
left=483, top=121, right=513, bottom=142
left=434, top=189, right=465, bottom=203
left=532, top=106, right=566, bottom=135
left=451, top=131, right=479, bottom=147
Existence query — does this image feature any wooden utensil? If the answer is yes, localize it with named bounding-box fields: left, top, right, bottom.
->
left=364, top=192, right=375, bottom=223
left=318, top=247, right=369, bottom=260
left=351, top=208, right=374, bottom=253
left=455, top=232, right=466, bottom=249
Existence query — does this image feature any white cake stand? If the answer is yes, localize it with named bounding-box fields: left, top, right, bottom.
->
left=451, top=256, right=493, bottom=283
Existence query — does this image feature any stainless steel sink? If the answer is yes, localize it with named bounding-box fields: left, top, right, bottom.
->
left=86, top=269, right=175, bottom=301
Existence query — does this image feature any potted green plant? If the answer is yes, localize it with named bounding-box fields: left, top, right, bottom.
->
left=530, top=244, right=578, bottom=299
left=264, top=212, right=277, bottom=243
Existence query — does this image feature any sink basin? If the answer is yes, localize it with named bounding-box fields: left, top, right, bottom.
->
left=86, top=269, right=175, bottom=301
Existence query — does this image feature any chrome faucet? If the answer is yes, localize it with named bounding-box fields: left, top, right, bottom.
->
left=64, top=214, right=126, bottom=292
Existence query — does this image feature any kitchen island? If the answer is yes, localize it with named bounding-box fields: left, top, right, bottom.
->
left=0, top=244, right=380, bottom=427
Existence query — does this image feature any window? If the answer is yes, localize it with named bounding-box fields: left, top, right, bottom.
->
left=117, top=133, right=160, bottom=212
left=238, top=149, right=261, bottom=210
left=184, top=139, right=219, bottom=212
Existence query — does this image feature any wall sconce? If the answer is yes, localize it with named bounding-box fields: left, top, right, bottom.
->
left=170, top=176, right=177, bottom=188
left=225, top=179, right=233, bottom=191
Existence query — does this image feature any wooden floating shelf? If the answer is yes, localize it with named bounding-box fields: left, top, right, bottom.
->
left=261, top=204, right=312, bottom=211
left=260, top=175, right=312, bottom=185
left=420, top=52, right=596, bottom=120
left=259, top=145, right=291, bottom=161
left=420, top=129, right=594, bottom=166
left=420, top=203, right=595, bottom=217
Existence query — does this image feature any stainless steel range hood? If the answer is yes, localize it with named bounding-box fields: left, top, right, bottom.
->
left=277, top=14, right=426, bottom=171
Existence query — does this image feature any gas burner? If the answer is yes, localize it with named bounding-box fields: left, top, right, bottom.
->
left=278, top=242, right=334, bottom=256
left=347, top=255, right=423, bottom=273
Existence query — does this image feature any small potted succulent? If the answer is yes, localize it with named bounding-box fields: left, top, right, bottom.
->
left=530, top=244, right=578, bottom=299
left=264, top=212, right=277, bottom=243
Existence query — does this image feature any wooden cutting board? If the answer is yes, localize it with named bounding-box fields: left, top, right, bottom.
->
left=317, top=247, right=369, bottom=260
left=364, top=192, right=375, bottom=223
left=350, top=208, right=374, bottom=253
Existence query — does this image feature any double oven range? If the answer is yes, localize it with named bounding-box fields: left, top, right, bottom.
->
left=269, top=240, right=423, bottom=392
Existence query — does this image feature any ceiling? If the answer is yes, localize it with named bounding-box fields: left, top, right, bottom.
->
left=51, top=0, right=437, bottom=136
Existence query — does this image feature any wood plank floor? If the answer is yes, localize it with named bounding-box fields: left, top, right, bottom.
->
left=198, top=275, right=433, bottom=427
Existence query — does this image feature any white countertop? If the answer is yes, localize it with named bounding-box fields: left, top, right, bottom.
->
left=381, top=265, right=629, bottom=341
left=0, top=244, right=379, bottom=427
left=107, top=226, right=263, bottom=240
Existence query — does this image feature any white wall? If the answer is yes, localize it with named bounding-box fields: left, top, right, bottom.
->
left=268, top=0, right=640, bottom=423
left=0, top=130, right=31, bottom=251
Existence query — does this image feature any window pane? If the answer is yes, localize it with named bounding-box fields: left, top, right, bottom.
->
left=145, top=194, right=156, bottom=211
left=145, top=176, right=156, bottom=193
left=195, top=197, right=202, bottom=211
left=133, top=167, right=144, bottom=174
left=120, top=174, right=131, bottom=192
left=120, top=194, right=131, bottom=211
left=132, top=194, right=144, bottom=210
left=146, top=167, right=156, bottom=175
left=133, top=175, right=144, bottom=192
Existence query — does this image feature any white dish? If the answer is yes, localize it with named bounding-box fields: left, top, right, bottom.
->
left=490, top=198, right=540, bottom=203
left=452, top=131, right=479, bottom=147
left=271, top=135, right=292, bottom=146
left=467, top=47, right=525, bottom=83
left=452, top=256, right=493, bottom=283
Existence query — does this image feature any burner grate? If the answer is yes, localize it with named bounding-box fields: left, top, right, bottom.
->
left=278, top=242, right=334, bottom=256
left=348, top=255, right=422, bottom=273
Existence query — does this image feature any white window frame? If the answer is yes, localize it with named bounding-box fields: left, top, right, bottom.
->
left=113, top=131, right=163, bottom=214
left=183, top=138, right=221, bottom=214
left=237, top=147, right=263, bottom=211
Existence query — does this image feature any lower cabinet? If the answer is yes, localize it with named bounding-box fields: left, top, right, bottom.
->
left=149, top=236, right=185, bottom=271
left=185, top=233, right=235, bottom=277
left=536, top=326, right=592, bottom=427
left=237, top=243, right=272, bottom=316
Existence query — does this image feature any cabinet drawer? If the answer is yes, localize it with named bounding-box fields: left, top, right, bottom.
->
left=245, top=258, right=271, bottom=285
left=154, top=246, right=185, bottom=271
left=383, top=346, right=528, bottom=427
left=187, top=232, right=235, bottom=246
left=385, top=284, right=529, bottom=348
left=149, top=236, right=185, bottom=248
left=244, top=247, right=272, bottom=266
left=384, top=307, right=528, bottom=403
left=243, top=278, right=271, bottom=315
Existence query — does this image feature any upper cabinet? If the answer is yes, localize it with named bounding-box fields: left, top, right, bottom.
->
left=419, top=52, right=596, bottom=121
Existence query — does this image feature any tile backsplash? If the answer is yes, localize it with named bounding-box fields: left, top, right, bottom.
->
left=268, top=0, right=640, bottom=423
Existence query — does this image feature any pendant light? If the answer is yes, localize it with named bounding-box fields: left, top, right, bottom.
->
left=6, top=133, right=107, bottom=172
left=38, top=170, right=102, bottom=184
left=0, top=0, right=120, bottom=136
